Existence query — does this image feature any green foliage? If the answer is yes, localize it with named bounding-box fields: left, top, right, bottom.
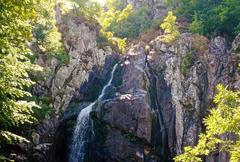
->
left=123, top=132, right=137, bottom=142
left=177, top=0, right=240, bottom=38
left=33, top=0, right=68, bottom=63
left=97, top=2, right=132, bottom=53
left=32, top=96, right=54, bottom=120
left=55, top=51, right=69, bottom=65
left=188, top=12, right=204, bottom=34
left=160, top=11, right=180, bottom=43
left=69, top=0, right=131, bottom=53
left=0, top=0, right=42, bottom=151
left=164, top=0, right=180, bottom=9
left=108, top=7, right=153, bottom=38
left=180, top=52, right=193, bottom=76
left=174, top=85, right=240, bottom=162
left=106, top=0, right=126, bottom=10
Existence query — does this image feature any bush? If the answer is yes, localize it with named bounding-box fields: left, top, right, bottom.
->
left=107, top=7, right=153, bottom=38
left=188, top=12, right=204, bottom=34
left=54, top=50, right=69, bottom=65
left=32, top=96, right=55, bottom=120
left=160, top=11, right=180, bottom=43
left=175, top=85, right=240, bottom=162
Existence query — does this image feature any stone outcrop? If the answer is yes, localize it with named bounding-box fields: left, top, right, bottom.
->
left=19, top=5, right=240, bottom=161
left=67, top=33, right=239, bottom=162
left=99, top=45, right=157, bottom=161
left=34, top=31, right=239, bottom=162
left=11, top=7, right=118, bottom=162
left=146, top=33, right=238, bottom=159
left=123, top=0, right=167, bottom=19
left=35, top=7, right=114, bottom=114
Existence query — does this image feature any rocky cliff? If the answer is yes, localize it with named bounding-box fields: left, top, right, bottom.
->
left=123, top=0, right=167, bottom=19
left=12, top=2, right=240, bottom=162
left=48, top=32, right=240, bottom=162
left=87, top=33, right=239, bottom=162
left=10, top=7, right=119, bottom=162
left=34, top=7, right=114, bottom=114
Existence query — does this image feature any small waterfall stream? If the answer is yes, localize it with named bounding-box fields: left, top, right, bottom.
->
left=69, top=64, right=118, bottom=162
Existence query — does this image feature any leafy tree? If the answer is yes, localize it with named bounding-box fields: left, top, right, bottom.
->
left=176, top=0, right=240, bottom=38
left=174, top=85, right=240, bottom=162
left=97, top=1, right=132, bottom=52
left=33, top=0, right=68, bottom=64
left=108, top=7, right=153, bottom=38
left=33, top=0, right=62, bottom=53
left=160, top=11, right=180, bottom=43
left=69, top=0, right=131, bottom=53
left=0, top=0, right=42, bottom=156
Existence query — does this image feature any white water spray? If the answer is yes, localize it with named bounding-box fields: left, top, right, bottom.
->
left=69, top=64, right=118, bottom=162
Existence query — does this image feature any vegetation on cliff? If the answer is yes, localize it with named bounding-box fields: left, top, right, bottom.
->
left=0, top=0, right=240, bottom=161
left=160, top=11, right=180, bottom=43
left=175, top=85, right=240, bottom=162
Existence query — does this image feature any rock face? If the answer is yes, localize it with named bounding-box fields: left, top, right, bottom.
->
left=57, top=33, right=239, bottom=162
left=123, top=0, right=167, bottom=19
left=98, top=45, right=159, bottom=161
left=34, top=7, right=113, bottom=114
left=12, top=7, right=118, bottom=162
left=147, top=34, right=238, bottom=157
left=30, top=29, right=239, bottom=162
left=29, top=5, right=240, bottom=162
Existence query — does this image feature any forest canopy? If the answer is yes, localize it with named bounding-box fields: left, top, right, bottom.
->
left=170, top=0, right=240, bottom=38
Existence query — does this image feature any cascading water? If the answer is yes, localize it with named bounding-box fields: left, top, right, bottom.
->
left=69, top=64, right=118, bottom=162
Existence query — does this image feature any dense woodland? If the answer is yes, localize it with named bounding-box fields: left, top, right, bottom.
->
left=0, top=0, right=240, bottom=161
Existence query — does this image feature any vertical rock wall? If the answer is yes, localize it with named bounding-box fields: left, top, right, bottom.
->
left=86, top=33, right=239, bottom=162
left=35, top=7, right=114, bottom=114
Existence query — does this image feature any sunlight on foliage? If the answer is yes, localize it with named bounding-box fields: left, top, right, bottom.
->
left=174, top=85, right=240, bottom=162
left=177, top=0, right=240, bottom=38
left=0, top=0, right=42, bottom=156
left=33, top=0, right=68, bottom=63
left=160, top=11, right=180, bottom=43
left=70, top=0, right=131, bottom=53
left=108, top=7, right=153, bottom=38
left=98, top=3, right=132, bottom=53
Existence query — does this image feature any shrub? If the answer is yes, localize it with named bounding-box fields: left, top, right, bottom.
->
left=160, top=11, right=180, bottom=43
left=188, top=12, right=204, bottom=34
left=107, top=7, right=153, bottom=38
left=176, top=0, right=240, bottom=38
left=174, top=85, right=240, bottom=162
left=55, top=51, right=69, bottom=65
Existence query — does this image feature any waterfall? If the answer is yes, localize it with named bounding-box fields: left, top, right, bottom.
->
left=69, top=64, right=118, bottom=162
